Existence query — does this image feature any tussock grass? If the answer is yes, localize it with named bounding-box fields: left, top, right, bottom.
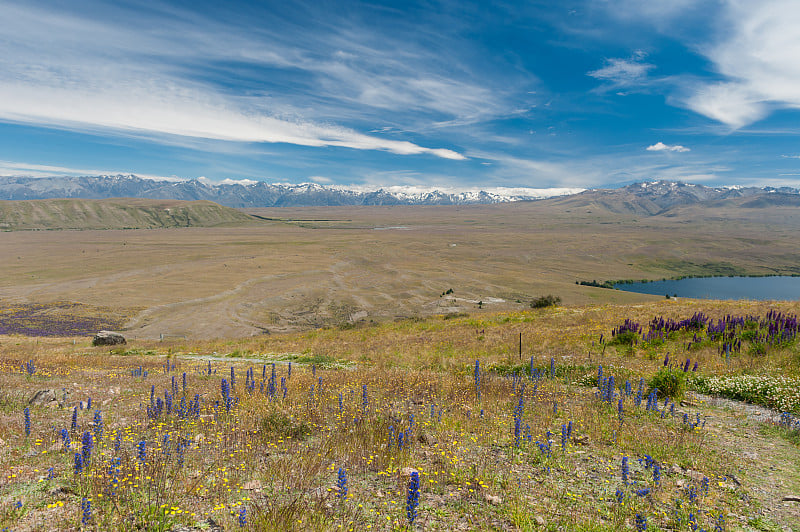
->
left=1, top=299, right=799, bottom=530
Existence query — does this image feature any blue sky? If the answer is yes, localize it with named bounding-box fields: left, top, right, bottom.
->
left=1, top=0, right=799, bottom=189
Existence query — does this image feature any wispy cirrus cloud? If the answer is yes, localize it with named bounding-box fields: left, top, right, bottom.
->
left=588, top=51, right=654, bottom=88
left=0, top=1, right=476, bottom=160
left=0, top=159, right=181, bottom=180
left=646, top=142, right=690, bottom=153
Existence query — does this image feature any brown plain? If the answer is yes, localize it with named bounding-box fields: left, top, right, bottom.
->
left=2, top=196, right=799, bottom=339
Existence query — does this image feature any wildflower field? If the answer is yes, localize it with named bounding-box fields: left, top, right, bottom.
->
left=1, top=299, right=799, bottom=531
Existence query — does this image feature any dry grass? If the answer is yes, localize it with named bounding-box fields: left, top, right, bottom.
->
left=3, top=201, right=800, bottom=339
left=2, top=299, right=799, bottom=530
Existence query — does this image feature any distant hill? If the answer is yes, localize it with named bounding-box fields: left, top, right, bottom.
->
left=543, top=181, right=800, bottom=216
left=0, top=198, right=256, bottom=230
left=0, top=174, right=581, bottom=207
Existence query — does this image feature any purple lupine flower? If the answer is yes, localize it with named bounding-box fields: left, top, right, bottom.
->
left=81, top=431, right=93, bottom=462
left=406, top=471, right=420, bottom=525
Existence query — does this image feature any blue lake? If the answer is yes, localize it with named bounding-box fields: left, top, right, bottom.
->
left=614, top=276, right=800, bottom=301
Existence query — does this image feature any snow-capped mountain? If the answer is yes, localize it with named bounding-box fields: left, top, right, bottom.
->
left=1, top=175, right=798, bottom=210
left=0, top=175, right=583, bottom=206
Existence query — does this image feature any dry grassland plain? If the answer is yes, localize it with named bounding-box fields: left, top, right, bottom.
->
left=2, top=199, right=800, bottom=339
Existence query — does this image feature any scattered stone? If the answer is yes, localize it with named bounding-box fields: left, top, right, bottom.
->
left=484, top=493, right=502, bottom=505
left=92, top=331, right=126, bottom=346
left=194, top=434, right=205, bottom=444
left=535, top=515, right=546, bottom=526
left=418, top=432, right=437, bottom=445
left=401, top=467, right=419, bottom=477
left=108, top=386, right=121, bottom=395
left=242, top=480, right=262, bottom=490
left=307, top=486, right=332, bottom=499
left=680, top=400, right=698, bottom=407
left=375, top=490, right=385, bottom=498
left=782, top=495, right=800, bottom=503
left=686, top=469, right=706, bottom=482
left=572, top=435, right=589, bottom=445
left=170, top=517, right=223, bottom=532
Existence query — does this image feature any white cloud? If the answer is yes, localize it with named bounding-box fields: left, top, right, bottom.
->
left=0, top=159, right=183, bottom=181
left=604, top=1, right=800, bottom=129
left=0, top=2, right=467, bottom=160
left=646, top=142, right=690, bottom=153
left=674, top=1, right=800, bottom=128
left=218, top=178, right=258, bottom=186
left=588, top=53, right=654, bottom=87
left=682, top=83, right=769, bottom=130
left=781, top=155, right=800, bottom=159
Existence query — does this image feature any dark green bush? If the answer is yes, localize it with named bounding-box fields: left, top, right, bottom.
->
left=531, top=295, right=561, bottom=308
left=648, top=366, right=688, bottom=400
left=609, top=331, right=638, bottom=346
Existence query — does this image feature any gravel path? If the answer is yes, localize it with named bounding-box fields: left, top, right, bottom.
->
left=683, top=392, right=800, bottom=531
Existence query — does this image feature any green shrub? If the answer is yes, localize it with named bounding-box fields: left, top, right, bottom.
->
left=648, top=366, right=688, bottom=400
left=609, top=331, right=638, bottom=346
left=530, top=295, right=561, bottom=308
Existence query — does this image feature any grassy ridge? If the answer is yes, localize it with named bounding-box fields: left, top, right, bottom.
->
left=2, top=299, right=799, bottom=530
left=0, top=198, right=258, bottom=230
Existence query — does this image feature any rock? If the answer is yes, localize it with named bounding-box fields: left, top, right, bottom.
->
left=680, top=400, right=698, bottom=407
left=170, top=518, right=223, bottom=532
left=92, top=331, right=126, bottom=346
left=782, top=495, right=800, bottom=502
left=108, top=386, right=120, bottom=395
left=535, top=515, right=546, bottom=526
left=29, top=389, right=57, bottom=405
left=686, top=469, right=706, bottom=482
left=307, top=486, right=332, bottom=499
left=401, top=467, right=419, bottom=477
left=242, top=480, right=262, bottom=490
left=484, top=493, right=502, bottom=505
left=418, top=432, right=437, bottom=445
left=572, top=435, right=589, bottom=445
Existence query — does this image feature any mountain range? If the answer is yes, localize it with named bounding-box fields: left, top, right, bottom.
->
left=0, top=174, right=582, bottom=207
left=0, top=174, right=799, bottom=211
